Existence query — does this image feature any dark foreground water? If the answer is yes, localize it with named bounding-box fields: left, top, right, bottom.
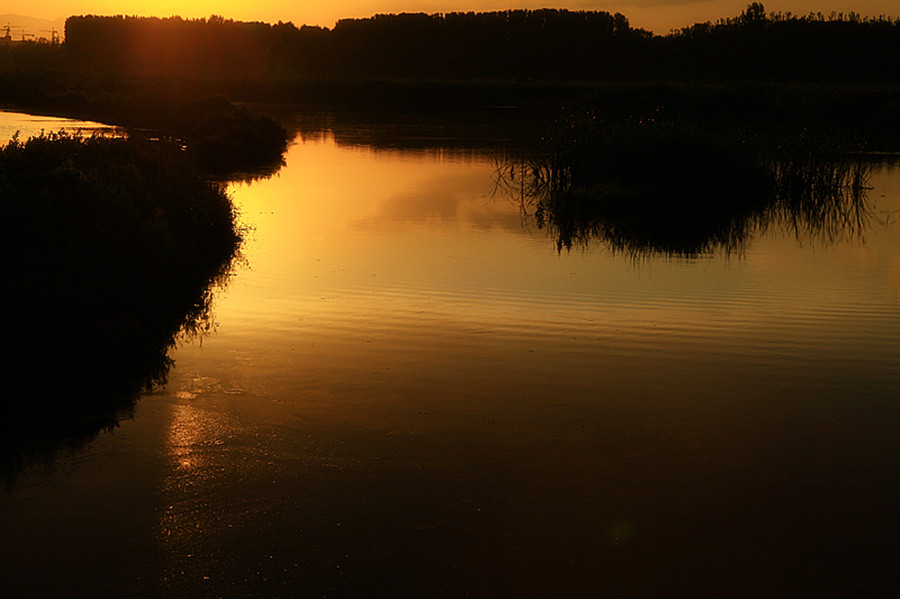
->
left=2, top=110, right=899, bottom=597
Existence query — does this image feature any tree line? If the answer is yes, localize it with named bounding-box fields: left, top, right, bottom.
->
left=63, top=14, right=282, bottom=74
left=658, top=3, right=900, bottom=81
left=50, top=5, right=900, bottom=82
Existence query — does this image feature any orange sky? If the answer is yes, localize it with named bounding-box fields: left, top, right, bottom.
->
left=3, top=1, right=898, bottom=34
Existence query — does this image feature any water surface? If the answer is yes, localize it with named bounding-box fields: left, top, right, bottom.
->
left=0, top=109, right=117, bottom=140
left=2, top=110, right=899, bottom=597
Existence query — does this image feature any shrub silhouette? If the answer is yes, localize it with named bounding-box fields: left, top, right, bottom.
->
left=1, top=132, right=241, bottom=413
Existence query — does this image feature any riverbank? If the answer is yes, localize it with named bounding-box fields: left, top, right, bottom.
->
left=1, top=132, right=243, bottom=482
left=7, top=72, right=899, bottom=149
left=0, top=68, right=289, bottom=176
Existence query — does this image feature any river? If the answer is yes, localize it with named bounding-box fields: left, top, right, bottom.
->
left=2, top=109, right=899, bottom=597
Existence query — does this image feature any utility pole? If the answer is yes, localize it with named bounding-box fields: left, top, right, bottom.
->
left=40, top=28, right=61, bottom=44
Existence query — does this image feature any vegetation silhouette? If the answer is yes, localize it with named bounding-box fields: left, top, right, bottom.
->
left=0, top=132, right=242, bottom=486
left=54, top=7, right=900, bottom=83
left=64, top=14, right=282, bottom=76
left=170, top=96, right=288, bottom=176
left=495, top=119, right=873, bottom=257
left=1, top=5, right=899, bottom=153
left=0, top=75, right=289, bottom=176
left=663, top=3, right=900, bottom=82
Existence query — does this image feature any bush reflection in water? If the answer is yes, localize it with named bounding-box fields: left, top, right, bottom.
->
left=496, top=121, right=873, bottom=257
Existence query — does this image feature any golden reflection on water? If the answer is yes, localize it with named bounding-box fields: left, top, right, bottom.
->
left=3, top=108, right=898, bottom=597
left=160, top=378, right=238, bottom=549
left=216, top=135, right=900, bottom=369
left=168, top=392, right=213, bottom=471
left=158, top=131, right=900, bottom=416
left=152, top=129, right=900, bottom=595
left=0, top=109, right=120, bottom=141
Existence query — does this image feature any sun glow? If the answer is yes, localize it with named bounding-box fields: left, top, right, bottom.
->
left=45, top=0, right=355, bottom=28
left=6, top=1, right=899, bottom=35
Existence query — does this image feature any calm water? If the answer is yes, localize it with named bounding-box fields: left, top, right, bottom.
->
left=2, top=110, right=899, bottom=597
left=0, top=109, right=118, bottom=141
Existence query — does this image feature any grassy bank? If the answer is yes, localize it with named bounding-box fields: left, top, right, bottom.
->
left=0, top=68, right=289, bottom=176
left=1, top=132, right=241, bottom=435
left=1, top=131, right=245, bottom=484
left=3, top=55, right=899, bottom=150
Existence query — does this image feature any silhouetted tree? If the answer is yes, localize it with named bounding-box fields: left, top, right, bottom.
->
left=742, top=2, right=767, bottom=24
left=10, top=6, right=899, bottom=87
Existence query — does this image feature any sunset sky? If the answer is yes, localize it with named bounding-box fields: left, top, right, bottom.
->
left=4, top=1, right=899, bottom=34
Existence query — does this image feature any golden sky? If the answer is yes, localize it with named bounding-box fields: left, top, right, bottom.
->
left=4, top=1, right=898, bottom=34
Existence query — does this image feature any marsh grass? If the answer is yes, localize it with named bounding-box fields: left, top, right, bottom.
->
left=496, top=119, right=873, bottom=257
left=764, top=153, right=872, bottom=244
left=1, top=132, right=242, bottom=484
left=0, top=70, right=290, bottom=177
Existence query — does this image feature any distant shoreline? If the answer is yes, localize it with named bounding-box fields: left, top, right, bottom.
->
left=2, top=6, right=899, bottom=152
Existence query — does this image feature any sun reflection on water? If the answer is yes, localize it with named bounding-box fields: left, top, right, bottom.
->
left=160, top=378, right=235, bottom=546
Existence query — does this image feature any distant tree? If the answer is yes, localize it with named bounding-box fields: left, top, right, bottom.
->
left=742, top=3, right=767, bottom=25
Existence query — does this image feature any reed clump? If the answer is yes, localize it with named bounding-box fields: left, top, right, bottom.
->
left=497, top=118, right=872, bottom=257
left=765, top=152, right=872, bottom=243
